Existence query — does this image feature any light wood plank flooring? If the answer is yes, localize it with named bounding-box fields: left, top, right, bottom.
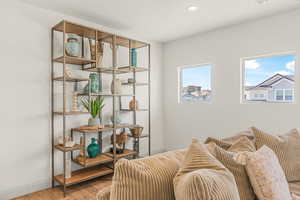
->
left=13, top=175, right=112, bottom=200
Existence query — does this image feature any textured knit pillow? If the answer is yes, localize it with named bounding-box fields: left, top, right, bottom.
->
left=209, top=137, right=256, bottom=200
left=235, top=145, right=292, bottom=200
left=173, top=138, right=240, bottom=200
left=251, top=127, right=300, bottom=182
left=110, top=149, right=185, bottom=200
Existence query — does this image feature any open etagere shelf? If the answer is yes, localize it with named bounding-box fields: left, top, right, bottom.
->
left=51, top=20, right=151, bottom=196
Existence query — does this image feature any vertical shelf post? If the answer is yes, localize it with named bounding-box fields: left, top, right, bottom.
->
left=62, top=20, right=67, bottom=197
left=112, top=35, right=117, bottom=167
left=51, top=28, right=55, bottom=188
left=148, top=44, right=151, bottom=156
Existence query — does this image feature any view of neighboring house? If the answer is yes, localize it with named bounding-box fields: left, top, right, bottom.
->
left=181, top=85, right=212, bottom=102
left=245, top=74, right=294, bottom=102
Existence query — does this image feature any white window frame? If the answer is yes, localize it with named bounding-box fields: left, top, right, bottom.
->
left=178, top=63, right=213, bottom=103
left=241, top=52, right=297, bottom=104
left=274, top=89, right=294, bottom=102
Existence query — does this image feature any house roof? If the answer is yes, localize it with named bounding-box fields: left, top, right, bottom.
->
left=246, top=74, right=294, bottom=91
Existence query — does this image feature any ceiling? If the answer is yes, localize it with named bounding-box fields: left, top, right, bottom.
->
left=22, top=0, right=300, bottom=42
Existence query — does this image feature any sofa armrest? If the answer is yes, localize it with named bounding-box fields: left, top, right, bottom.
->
left=97, top=186, right=111, bottom=200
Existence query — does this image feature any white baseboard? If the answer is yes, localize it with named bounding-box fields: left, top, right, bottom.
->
left=0, top=178, right=50, bottom=200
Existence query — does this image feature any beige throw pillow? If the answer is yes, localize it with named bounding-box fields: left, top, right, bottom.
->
left=173, top=138, right=240, bottom=200
left=110, top=150, right=185, bottom=200
left=251, top=127, right=300, bottom=182
left=235, top=146, right=292, bottom=200
left=209, top=137, right=256, bottom=200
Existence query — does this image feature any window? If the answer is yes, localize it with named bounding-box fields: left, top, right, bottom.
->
left=242, top=53, right=296, bottom=103
left=275, top=90, right=284, bottom=101
left=275, top=89, right=293, bottom=101
left=179, top=64, right=212, bottom=103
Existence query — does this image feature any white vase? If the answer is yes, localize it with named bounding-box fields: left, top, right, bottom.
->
left=111, top=79, right=122, bottom=94
left=88, top=117, right=101, bottom=127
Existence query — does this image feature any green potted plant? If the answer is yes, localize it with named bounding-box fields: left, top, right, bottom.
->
left=81, top=97, right=105, bottom=127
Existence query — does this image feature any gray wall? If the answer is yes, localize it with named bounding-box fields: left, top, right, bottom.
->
left=163, top=9, right=300, bottom=151
left=0, top=1, right=165, bottom=199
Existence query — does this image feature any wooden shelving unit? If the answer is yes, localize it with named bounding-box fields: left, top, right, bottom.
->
left=51, top=20, right=151, bottom=196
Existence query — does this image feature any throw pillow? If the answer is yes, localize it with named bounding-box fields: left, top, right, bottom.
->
left=251, top=127, right=300, bottom=182
left=209, top=137, right=256, bottom=200
left=173, top=138, right=240, bottom=200
left=110, top=149, right=185, bottom=200
left=235, top=145, right=292, bottom=200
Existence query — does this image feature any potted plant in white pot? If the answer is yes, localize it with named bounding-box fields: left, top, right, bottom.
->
left=81, top=97, right=105, bottom=127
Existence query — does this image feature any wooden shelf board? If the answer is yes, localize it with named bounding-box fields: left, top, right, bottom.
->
left=129, top=134, right=149, bottom=138
left=122, top=82, right=148, bottom=86
left=53, top=21, right=148, bottom=48
left=72, top=124, right=136, bottom=133
left=55, top=144, right=82, bottom=152
left=102, top=36, right=148, bottom=49
left=53, top=56, right=96, bottom=65
left=53, top=111, right=89, bottom=115
left=83, top=66, right=148, bottom=74
left=77, top=93, right=134, bottom=97
left=53, top=77, right=89, bottom=82
left=120, top=109, right=148, bottom=112
left=105, top=149, right=138, bottom=159
left=54, top=165, right=113, bottom=186
left=74, top=154, right=113, bottom=167
left=53, top=21, right=98, bottom=40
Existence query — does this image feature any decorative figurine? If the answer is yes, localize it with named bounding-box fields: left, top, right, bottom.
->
left=71, top=92, right=79, bottom=112
left=129, top=99, right=139, bottom=110
left=111, top=78, right=122, bottom=94
left=110, top=130, right=129, bottom=154
left=58, top=136, right=75, bottom=148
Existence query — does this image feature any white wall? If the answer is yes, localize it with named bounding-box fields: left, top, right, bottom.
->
left=163, top=9, right=300, bottom=151
left=0, top=1, right=165, bottom=199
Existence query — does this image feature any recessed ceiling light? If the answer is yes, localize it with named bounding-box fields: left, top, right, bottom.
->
left=256, top=0, right=269, bottom=4
left=187, top=6, right=199, bottom=12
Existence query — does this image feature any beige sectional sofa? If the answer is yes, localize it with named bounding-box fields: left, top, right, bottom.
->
left=97, top=128, right=300, bottom=200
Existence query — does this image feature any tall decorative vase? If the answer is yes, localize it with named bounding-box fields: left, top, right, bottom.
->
left=90, top=73, right=100, bottom=93
left=87, top=138, right=100, bottom=158
left=131, top=48, right=137, bottom=67
left=111, top=79, right=122, bottom=94
left=65, top=34, right=80, bottom=57
left=84, top=73, right=101, bottom=93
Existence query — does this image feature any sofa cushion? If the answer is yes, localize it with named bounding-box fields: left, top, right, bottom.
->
left=97, top=186, right=111, bottom=200
left=235, top=145, right=292, bottom=200
left=251, top=127, right=300, bottom=182
left=110, top=149, right=185, bottom=200
left=208, top=137, right=256, bottom=200
left=173, top=138, right=240, bottom=200
left=205, top=137, right=232, bottom=150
